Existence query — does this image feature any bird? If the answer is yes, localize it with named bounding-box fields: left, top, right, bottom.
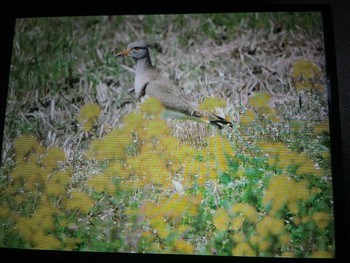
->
left=115, top=41, right=232, bottom=129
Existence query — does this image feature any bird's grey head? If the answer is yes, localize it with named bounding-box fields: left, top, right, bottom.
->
left=116, top=41, right=150, bottom=61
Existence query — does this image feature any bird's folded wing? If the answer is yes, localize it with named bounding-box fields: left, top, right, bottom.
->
left=145, top=79, right=202, bottom=117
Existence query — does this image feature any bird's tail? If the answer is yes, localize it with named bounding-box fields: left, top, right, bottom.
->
left=209, top=113, right=233, bottom=129
left=161, top=108, right=232, bottom=129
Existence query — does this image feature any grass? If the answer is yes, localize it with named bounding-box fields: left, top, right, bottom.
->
left=0, top=12, right=334, bottom=258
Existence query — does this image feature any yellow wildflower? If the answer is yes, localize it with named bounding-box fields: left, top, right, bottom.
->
left=173, top=239, right=194, bottom=254
left=123, top=112, right=146, bottom=132
left=262, top=174, right=311, bottom=214
left=77, top=103, right=101, bottom=132
left=259, top=239, right=271, bottom=252
left=62, top=237, right=82, bottom=251
left=313, top=119, right=330, bottom=134
left=287, top=201, right=299, bottom=214
left=311, top=212, right=332, bottom=229
left=241, top=109, right=256, bottom=125
left=231, top=233, right=245, bottom=243
left=151, top=217, right=169, bottom=239
left=232, top=242, right=255, bottom=256
left=199, top=97, right=226, bottom=112
left=256, top=215, right=274, bottom=236
left=32, top=232, right=62, bottom=250
left=65, top=190, right=94, bottom=213
left=87, top=174, right=114, bottom=193
left=231, top=216, right=245, bottom=231
left=248, top=92, right=272, bottom=108
left=143, top=119, right=170, bottom=139
left=42, top=147, right=66, bottom=171
left=281, top=251, right=294, bottom=258
left=13, top=135, right=39, bottom=162
left=231, top=203, right=258, bottom=224
left=292, top=59, right=322, bottom=90
left=86, top=128, right=131, bottom=160
left=270, top=218, right=285, bottom=235
left=213, top=208, right=230, bottom=232
left=140, top=97, right=165, bottom=117
left=46, top=170, right=71, bottom=196
left=279, top=233, right=291, bottom=245
left=309, top=250, right=334, bottom=258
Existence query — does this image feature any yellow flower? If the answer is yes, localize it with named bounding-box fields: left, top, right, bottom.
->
left=309, top=250, right=334, bottom=258
left=17, top=200, right=60, bottom=247
left=301, top=216, right=310, bottom=224
left=279, top=233, right=291, bottom=245
left=296, top=158, right=323, bottom=176
left=42, top=147, right=66, bottom=171
left=86, top=128, right=132, bottom=161
left=311, top=212, right=332, bottom=229
left=140, top=97, right=165, bottom=117
left=46, top=170, right=71, bottom=196
left=231, top=216, right=245, bottom=231
left=281, top=251, right=294, bottom=258
left=62, top=237, right=82, bottom=251
left=295, top=180, right=310, bottom=201
left=259, top=239, right=271, bottom=252
left=161, top=193, right=186, bottom=223
left=262, top=174, right=311, bottom=214
left=151, top=217, right=170, bottom=239
left=173, top=239, right=194, bottom=254
left=65, top=190, right=94, bottom=213
left=270, top=218, right=285, bottom=235
left=256, top=215, right=274, bottom=236
left=123, top=112, right=146, bottom=132
left=313, top=119, right=330, bottom=134
left=311, top=187, right=322, bottom=195
left=199, top=97, right=226, bottom=112
left=77, top=103, right=101, bottom=132
left=232, top=242, right=255, bottom=256
left=106, top=162, right=130, bottom=180
left=241, top=109, right=256, bottom=125
left=13, top=135, right=39, bottom=162
left=10, top=162, right=46, bottom=191
left=231, top=203, right=258, bottom=224
left=213, top=207, right=230, bottom=232
left=0, top=206, right=11, bottom=219
left=141, top=230, right=155, bottom=242
left=32, top=232, right=62, bottom=250
left=231, top=233, right=245, bottom=243
left=287, top=201, right=299, bottom=214
left=292, top=59, right=322, bottom=90
left=248, top=92, right=272, bottom=108
left=87, top=174, right=114, bottom=193
left=143, top=119, right=170, bottom=140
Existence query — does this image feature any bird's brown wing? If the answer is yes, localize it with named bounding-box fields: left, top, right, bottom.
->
left=145, top=79, right=202, bottom=117
left=145, top=79, right=232, bottom=129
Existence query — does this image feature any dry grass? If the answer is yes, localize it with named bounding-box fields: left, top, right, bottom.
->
left=2, top=13, right=326, bottom=163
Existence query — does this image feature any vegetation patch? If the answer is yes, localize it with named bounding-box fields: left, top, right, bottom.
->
left=1, top=12, right=333, bottom=258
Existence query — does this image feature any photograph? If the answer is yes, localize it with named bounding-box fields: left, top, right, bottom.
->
left=0, top=12, right=335, bottom=258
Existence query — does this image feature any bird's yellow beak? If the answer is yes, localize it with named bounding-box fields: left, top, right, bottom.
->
left=115, top=48, right=131, bottom=57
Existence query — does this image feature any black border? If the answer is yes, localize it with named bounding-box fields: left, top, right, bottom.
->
left=0, top=1, right=347, bottom=262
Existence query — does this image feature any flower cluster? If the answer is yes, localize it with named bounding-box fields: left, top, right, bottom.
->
left=1, top=95, right=334, bottom=257
left=77, top=103, right=101, bottom=132
left=292, top=59, right=323, bottom=90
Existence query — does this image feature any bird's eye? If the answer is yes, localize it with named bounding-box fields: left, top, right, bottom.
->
left=133, top=47, right=141, bottom=51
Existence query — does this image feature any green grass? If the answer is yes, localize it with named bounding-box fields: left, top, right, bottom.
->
left=0, top=12, right=334, bottom=258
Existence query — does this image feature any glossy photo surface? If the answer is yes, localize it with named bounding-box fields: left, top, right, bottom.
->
left=0, top=12, right=335, bottom=258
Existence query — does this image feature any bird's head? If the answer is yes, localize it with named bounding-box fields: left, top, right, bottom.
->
left=115, top=41, right=149, bottom=61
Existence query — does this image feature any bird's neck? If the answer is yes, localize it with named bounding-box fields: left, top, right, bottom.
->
left=134, top=56, right=155, bottom=99
left=135, top=55, right=153, bottom=71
